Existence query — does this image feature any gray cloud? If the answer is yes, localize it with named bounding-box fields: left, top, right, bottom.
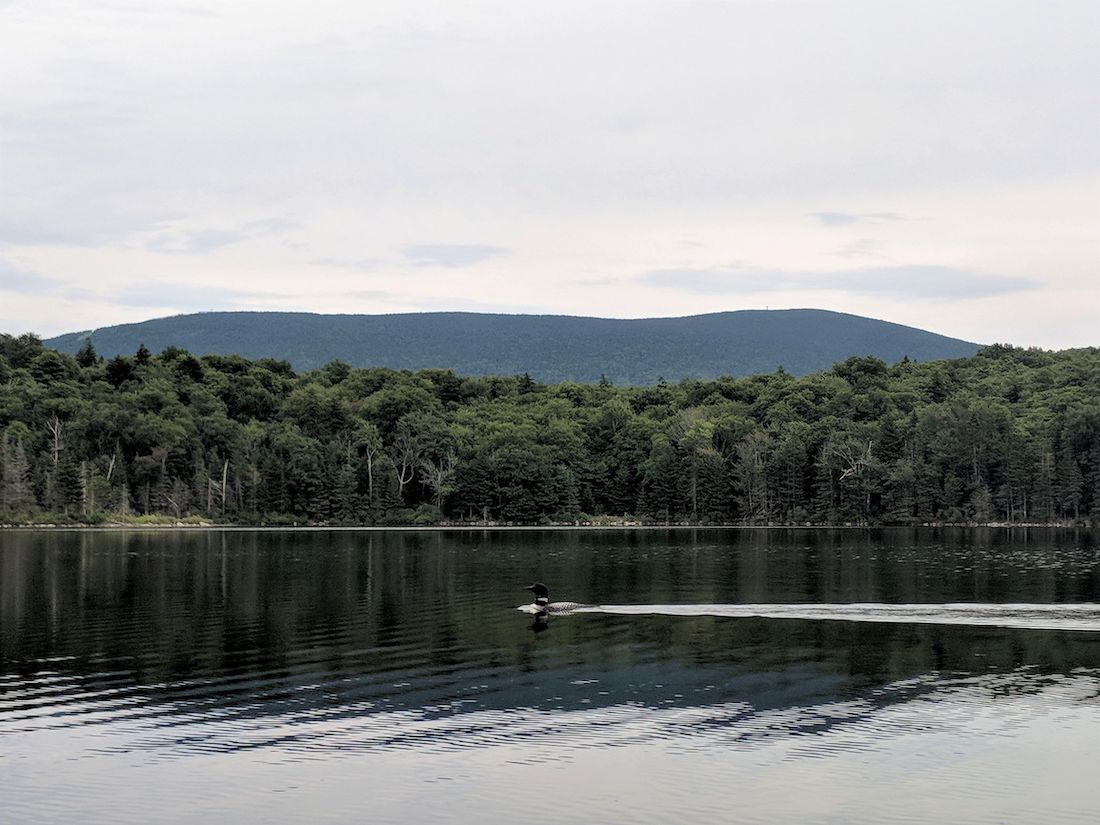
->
left=145, top=218, right=298, bottom=255
left=2, top=0, right=1095, bottom=239
left=0, top=257, right=101, bottom=302
left=408, top=295, right=546, bottom=314
left=640, top=265, right=1038, bottom=301
left=345, top=289, right=398, bottom=302
left=316, top=245, right=507, bottom=273
left=833, top=239, right=886, bottom=259
left=0, top=256, right=64, bottom=294
left=0, top=258, right=278, bottom=311
left=111, top=281, right=280, bottom=310
left=0, top=97, right=178, bottom=246
left=88, top=2, right=218, bottom=17
left=340, top=290, right=546, bottom=314
left=810, top=212, right=906, bottom=227
left=311, top=257, right=383, bottom=272
left=0, top=201, right=182, bottom=248
left=569, top=276, right=622, bottom=287
left=402, top=245, right=510, bottom=268
left=606, top=112, right=650, bottom=135
left=145, top=229, right=248, bottom=255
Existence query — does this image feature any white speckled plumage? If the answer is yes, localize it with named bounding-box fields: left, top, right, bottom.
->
left=520, top=583, right=596, bottom=615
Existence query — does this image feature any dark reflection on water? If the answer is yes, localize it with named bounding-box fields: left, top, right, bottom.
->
left=2, top=528, right=1100, bottom=825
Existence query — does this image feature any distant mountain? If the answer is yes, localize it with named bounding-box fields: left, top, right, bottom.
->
left=44, top=309, right=980, bottom=383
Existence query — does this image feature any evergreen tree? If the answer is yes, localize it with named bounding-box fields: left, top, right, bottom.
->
left=75, top=340, right=99, bottom=368
left=0, top=430, right=35, bottom=514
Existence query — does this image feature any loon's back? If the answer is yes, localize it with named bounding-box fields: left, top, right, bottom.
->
left=522, top=583, right=596, bottom=615
left=543, top=600, right=595, bottom=614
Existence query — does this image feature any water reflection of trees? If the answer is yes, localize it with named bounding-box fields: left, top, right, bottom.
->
left=2, top=528, right=1099, bottom=696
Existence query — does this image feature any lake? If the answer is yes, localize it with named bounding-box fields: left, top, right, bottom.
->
left=2, top=528, right=1099, bottom=824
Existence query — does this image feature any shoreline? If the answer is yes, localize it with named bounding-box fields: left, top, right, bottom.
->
left=0, top=522, right=1091, bottom=532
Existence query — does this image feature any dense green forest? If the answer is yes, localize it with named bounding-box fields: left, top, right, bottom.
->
left=1, top=333, right=1097, bottom=526
left=45, top=309, right=978, bottom=382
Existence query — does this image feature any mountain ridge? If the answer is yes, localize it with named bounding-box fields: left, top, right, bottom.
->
left=44, top=308, right=981, bottom=383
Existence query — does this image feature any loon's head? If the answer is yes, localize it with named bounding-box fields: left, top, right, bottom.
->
left=525, top=582, right=550, bottom=607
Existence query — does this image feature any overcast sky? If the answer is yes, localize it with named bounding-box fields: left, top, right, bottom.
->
left=1, top=0, right=1097, bottom=347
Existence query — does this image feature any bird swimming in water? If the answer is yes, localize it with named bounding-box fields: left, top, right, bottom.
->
left=520, top=583, right=594, bottom=615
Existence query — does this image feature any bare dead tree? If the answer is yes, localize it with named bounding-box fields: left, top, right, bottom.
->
left=828, top=440, right=876, bottom=522
left=207, top=458, right=231, bottom=515
left=338, top=429, right=357, bottom=464
left=46, top=415, right=64, bottom=466
left=42, top=415, right=65, bottom=509
left=735, top=430, right=773, bottom=522
left=668, top=407, right=716, bottom=519
left=388, top=430, right=422, bottom=502
left=362, top=433, right=381, bottom=510
left=221, top=458, right=229, bottom=514
left=419, top=451, right=457, bottom=509
left=834, top=440, right=874, bottom=482
left=81, top=460, right=89, bottom=515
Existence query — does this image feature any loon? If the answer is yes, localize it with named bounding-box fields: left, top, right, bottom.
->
left=521, top=583, right=594, bottom=615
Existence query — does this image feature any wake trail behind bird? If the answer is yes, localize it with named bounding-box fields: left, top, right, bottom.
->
left=530, top=603, right=1100, bottom=632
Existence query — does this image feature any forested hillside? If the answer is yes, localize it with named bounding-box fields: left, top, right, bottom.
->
left=45, top=309, right=979, bottom=382
left=1, top=334, right=1097, bottom=526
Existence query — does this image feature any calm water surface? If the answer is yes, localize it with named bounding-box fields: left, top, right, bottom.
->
left=2, top=528, right=1100, bottom=824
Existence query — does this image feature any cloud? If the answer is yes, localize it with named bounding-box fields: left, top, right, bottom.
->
left=569, top=276, right=622, bottom=287
left=345, top=289, right=398, bottom=302
left=810, top=212, right=907, bottom=227
left=339, top=290, right=547, bottom=314
left=110, top=281, right=280, bottom=310
left=145, top=229, right=249, bottom=255
left=606, top=112, right=650, bottom=135
left=311, top=257, right=383, bottom=272
left=88, top=2, right=218, bottom=18
left=640, top=264, right=1038, bottom=301
left=145, top=218, right=298, bottom=255
left=0, top=260, right=278, bottom=311
left=0, top=256, right=64, bottom=294
left=401, top=245, right=510, bottom=268
left=408, top=295, right=547, bottom=313
left=0, top=201, right=182, bottom=248
left=0, top=1, right=1095, bottom=347
left=833, top=239, right=886, bottom=258
left=316, top=245, right=508, bottom=273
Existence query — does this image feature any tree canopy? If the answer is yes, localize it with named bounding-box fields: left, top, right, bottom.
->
left=1, top=333, right=1097, bottom=526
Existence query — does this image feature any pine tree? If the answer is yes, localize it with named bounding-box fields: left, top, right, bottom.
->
left=75, top=340, right=99, bottom=368
left=55, top=456, right=84, bottom=516
left=1, top=431, right=35, bottom=514
left=1056, top=448, right=1083, bottom=520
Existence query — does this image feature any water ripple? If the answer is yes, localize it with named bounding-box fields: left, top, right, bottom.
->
left=4, top=528, right=1100, bottom=824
